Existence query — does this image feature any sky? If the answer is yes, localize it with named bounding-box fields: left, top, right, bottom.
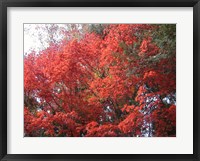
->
left=24, top=24, right=69, bottom=55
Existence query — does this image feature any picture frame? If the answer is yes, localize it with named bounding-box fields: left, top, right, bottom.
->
left=0, top=0, right=199, bottom=160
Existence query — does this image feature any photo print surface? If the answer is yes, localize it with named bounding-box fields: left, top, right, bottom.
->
left=24, top=24, right=176, bottom=137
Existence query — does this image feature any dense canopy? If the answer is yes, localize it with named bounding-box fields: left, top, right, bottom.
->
left=24, top=24, right=176, bottom=137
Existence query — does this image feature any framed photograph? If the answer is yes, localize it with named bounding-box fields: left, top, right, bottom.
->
left=0, top=0, right=199, bottom=160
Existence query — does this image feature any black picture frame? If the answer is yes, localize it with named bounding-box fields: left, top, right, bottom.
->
left=0, top=0, right=199, bottom=160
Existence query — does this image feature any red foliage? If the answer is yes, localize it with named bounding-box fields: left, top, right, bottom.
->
left=24, top=24, right=176, bottom=137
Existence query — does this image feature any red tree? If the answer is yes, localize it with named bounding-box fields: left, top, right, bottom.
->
left=24, top=24, right=176, bottom=137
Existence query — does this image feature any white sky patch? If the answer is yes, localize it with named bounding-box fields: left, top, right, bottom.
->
left=24, top=24, right=69, bottom=55
left=36, top=97, right=41, bottom=103
left=24, top=24, right=48, bottom=54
